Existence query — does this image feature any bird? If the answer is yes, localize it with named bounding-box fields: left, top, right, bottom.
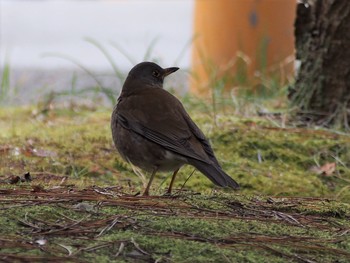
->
left=111, top=62, right=239, bottom=196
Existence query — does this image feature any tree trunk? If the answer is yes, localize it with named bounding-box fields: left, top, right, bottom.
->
left=290, top=0, right=350, bottom=128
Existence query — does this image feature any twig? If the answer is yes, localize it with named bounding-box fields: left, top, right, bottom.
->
left=92, top=187, right=116, bottom=197
left=131, top=237, right=150, bottom=255
left=57, top=243, right=74, bottom=256
left=177, top=169, right=196, bottom=194
left=39, top=217, right=89, bottom=235
left=274, top=211, right=304, bottom=227
left=114, top=242, right=125, bottom=257
left=96, top=216, right=121, bottom=237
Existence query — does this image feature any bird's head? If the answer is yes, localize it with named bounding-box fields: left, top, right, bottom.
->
left=122, top=62, right=179, bottom=91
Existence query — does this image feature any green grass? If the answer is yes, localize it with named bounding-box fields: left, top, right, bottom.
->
left=1, top=105, right=350, bottom=201
left=1, top=36, right=350, bottom=261
left=0, top=188, right=349, bottom=262
left=1, top=101, right=350, bottom=262
left=0, top=62, right=11, bottom=103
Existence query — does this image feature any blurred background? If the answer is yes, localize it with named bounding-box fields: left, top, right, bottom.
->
left=0, top=0, right=194, bottom=105
left=1, top=0, right=193, bottom=69
left=0, top=0, right=295, bottom=106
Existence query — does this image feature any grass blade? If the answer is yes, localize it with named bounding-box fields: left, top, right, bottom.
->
left=42, top=52, right=116, bottom=105
left=173, top=35, right=196, bottom=66
left=0, top=62, right=11, bottom=103
left=143, top=36, right=159, bottom=61
left=84, top=37, right=125, bottom=82
left=109, top=41, right=137, bottom=66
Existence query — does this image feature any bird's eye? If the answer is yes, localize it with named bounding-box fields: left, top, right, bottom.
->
left=152, top=70, right=160, bottom=78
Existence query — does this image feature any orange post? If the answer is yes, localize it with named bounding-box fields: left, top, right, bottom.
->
left=191, top=0, right=296, bottom=95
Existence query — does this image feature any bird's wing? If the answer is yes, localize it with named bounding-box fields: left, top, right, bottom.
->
left=181, top=110, right=221, bottom=166
left=116, top=88, right=211, bottom=164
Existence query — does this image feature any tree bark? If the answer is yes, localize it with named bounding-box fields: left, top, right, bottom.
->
left=290, top=0, right=350, bottom=128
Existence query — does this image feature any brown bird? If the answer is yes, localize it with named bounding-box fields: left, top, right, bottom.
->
left=111, top=62, right=239, bottom=195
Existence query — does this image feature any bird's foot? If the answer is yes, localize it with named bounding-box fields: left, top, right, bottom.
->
left=142, top=190, right=150, bottom=196
left=162, top=190, right=181, bottom=198
left=162, top=191, right=172, bottom=197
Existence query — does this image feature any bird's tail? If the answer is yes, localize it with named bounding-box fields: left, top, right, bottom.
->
left=188, top=159, right=239, bottom=189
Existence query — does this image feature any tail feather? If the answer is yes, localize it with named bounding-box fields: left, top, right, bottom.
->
left=189, top=159, right=239, bottom=189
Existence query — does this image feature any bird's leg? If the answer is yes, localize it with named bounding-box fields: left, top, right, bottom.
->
left=143, top=167, right=157, bottom=196
left=166, top=168, right=180, bottom=195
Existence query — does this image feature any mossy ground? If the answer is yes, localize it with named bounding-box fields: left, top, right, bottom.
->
left=1, top=105, right=350, bottom=262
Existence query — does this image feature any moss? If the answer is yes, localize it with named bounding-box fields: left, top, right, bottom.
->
left=2, top=106, right=350, bottom=201
left=0, top=190, right=349, bottom=262
left=1, top=106, right=350, bottom=262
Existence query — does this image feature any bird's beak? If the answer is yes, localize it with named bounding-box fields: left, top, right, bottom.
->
left=163, top=67, right=179, bottom=77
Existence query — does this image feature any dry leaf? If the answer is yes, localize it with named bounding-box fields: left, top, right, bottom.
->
left=32, top=185, right=46, bottom=192
left=9, top=176, right=21, bottom=184
left=32, top=148, right=57, bottom=158
left=0, top=145, right=11, bottom=155
left=310, top=162, right=336, bottom=176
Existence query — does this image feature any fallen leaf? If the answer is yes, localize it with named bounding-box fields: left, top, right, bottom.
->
left=310, top=162, right=336, bottom=176
left=0, top=145, right=11, bottom=155
left=32, top=185, right=46, bottom=192
left=9, top=176, right=20, bottom=184
left=32, top=148, right=57, bottom=158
